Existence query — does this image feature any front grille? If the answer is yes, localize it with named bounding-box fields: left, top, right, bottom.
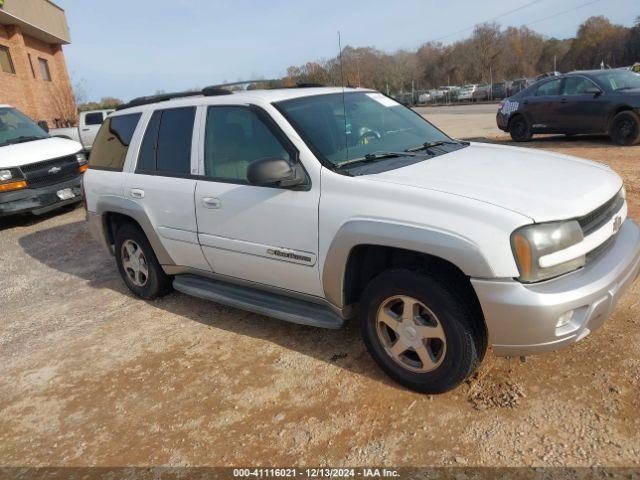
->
left=19, top=155, right=80, bottom=188
left=578, top=191, right=624, bottom=236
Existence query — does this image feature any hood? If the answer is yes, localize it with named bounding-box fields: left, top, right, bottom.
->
left=367, top=142, right=622, bottom=223
left=0, top=137, right=83, bottom=168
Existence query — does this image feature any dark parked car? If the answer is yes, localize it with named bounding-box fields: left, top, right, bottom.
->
left=491, top=82, right=506, bottom=100
left=496, top=69, right=640, bottom=145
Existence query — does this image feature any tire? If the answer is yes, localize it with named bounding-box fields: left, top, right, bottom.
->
left=609, top=110, right=640, bottom=146
left=114, top=222, right=172, bottom=299
left=509, top=115, right=532, bottom=142
left=359, top=269, right=486, bottom=394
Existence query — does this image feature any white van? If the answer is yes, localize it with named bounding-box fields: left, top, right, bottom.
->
left=0, top=105, right=86, bottom=217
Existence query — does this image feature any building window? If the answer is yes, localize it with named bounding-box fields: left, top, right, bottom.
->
left=38, top=57, right=52, bottom=81
left=0, top=45, right=16, bottom=74
left=27, top=53, right=36, bottom=78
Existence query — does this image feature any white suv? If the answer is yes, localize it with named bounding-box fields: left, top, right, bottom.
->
left=83, top=86, right=640, bottom=393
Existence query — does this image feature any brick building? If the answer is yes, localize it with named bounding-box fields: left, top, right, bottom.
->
left=0, top=0, right=76, bottom=127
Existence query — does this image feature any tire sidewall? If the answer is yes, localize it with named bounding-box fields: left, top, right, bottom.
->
left=360, top=270, right=478, bottom=393
left=114, top=224, right=169, bottom=299
left=509, top=115, right=531, bottom=142
left=611, top=111, right=640, bottom=146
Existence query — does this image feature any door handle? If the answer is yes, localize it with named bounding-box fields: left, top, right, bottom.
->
left=202, top=197, right=221, bottom=209
left=82, top=128, right=91, bottom=131
left=130, top=188, right=145, bottom=199
left=560, top=98, right=568, bottom=103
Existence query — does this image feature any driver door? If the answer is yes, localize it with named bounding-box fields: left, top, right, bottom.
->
left=194, top=105, right=323, bottom=297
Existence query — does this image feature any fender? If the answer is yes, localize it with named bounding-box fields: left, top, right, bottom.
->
left=322, top=219, right=495, bottom=308
left=90, top=195, right=175, bottom=266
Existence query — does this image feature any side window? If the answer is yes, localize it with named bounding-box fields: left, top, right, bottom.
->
left=563, top=77, right=596, bottom=95
left=136, top=107, right=195, bottom=175
left=38, top=57, right=52, bottom=81
left=535, top=79, right=561, bottom=96
left=85, top=112, right=104, bottom=125
left=89, top=113, right=142, bottom=171
left=204, top=106, right=292, bottom=182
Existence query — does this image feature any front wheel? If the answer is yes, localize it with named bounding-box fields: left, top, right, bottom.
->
left=609, top=110, right=640, bottom=146
left=359, top=269, right=486, bottom=393
left=509, top=115, right=532, bottom=142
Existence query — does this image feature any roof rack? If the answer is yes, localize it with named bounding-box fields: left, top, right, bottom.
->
left=116, top=90, right=201, bottom=111
left=116, top=79, right=334, bottom=111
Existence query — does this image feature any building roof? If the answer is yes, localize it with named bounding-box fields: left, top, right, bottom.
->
left=0, top=0, right=71, bottom=44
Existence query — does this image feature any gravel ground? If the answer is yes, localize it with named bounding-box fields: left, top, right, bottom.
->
left=1, top=110, right=639, bottom=467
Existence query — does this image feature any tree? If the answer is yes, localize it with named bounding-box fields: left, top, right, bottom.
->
left=564, top=16, right=629, bottom=69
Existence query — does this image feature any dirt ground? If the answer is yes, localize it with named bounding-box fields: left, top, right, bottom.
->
left=1, top=109, right=639, bottom=468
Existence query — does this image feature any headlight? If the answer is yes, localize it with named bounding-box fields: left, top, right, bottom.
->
left=0, top=167, right=27, bottom=192
left=511, top=220, right=584, bottom=283
left=76, top=152, right=89, bottom=173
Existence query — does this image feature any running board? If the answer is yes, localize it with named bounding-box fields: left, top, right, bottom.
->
left=172, top=274, right=344, bottom=329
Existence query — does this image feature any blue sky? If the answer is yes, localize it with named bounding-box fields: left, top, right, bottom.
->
left=55, top=0, right=638, bottom=102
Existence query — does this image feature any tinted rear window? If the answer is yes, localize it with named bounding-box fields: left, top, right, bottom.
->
left=85, top=112, right=104, bottom=125
left=135, top=107, right=195, bottom=175
left=89, top=113, right=141, bottom=171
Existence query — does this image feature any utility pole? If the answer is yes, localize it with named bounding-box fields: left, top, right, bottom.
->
left=554, top=55, right=557, bottom=72
left=489, top=66, right=493, bottom=101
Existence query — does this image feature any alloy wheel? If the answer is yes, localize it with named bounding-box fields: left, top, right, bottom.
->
left=121, top=239, right=149, bottom=287
left=375, top=295, right=446, bottom=373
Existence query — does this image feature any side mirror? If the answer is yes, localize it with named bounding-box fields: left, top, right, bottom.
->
left=38, top=120, right=49, bottom=133
left=584, top=86, right=602, bottom=96
left=247, top=157, right=305, bottom=188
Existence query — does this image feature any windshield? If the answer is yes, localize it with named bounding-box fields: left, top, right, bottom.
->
left=275, top=92, right=451, bottom=165
left=0, top=107, right=49, bottom=147
left=593, top=70, right=640, bottom=92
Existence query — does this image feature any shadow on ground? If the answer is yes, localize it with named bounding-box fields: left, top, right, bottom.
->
left=17, top=219, right=400, bottom=391
left=0, top=202, right=80, bottom=232
left=465, top=133, right=617, bottom=148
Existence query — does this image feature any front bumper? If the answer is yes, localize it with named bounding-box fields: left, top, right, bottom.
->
left=0, top=176, right=81, bottom=217
left=472, top=219, right=640, bottom=357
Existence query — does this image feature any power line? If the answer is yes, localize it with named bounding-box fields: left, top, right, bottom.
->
left=523, top=0, right=602, bottom=27
left=427, top=0, right=543, bottom=43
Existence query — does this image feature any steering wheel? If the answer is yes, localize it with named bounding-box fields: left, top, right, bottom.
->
left=358, top=129, right=382, bottom=145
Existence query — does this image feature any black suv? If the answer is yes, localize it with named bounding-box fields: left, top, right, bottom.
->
left=497, top=69, right=640, bottom=145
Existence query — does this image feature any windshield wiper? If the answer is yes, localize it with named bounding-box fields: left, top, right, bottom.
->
left=335, top=151, right=424, bottom=169
left=5, top=136, right=46, bottom=145
left=405, top=140, right=463, bottom=153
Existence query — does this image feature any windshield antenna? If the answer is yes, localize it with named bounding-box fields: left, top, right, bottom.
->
left=338, top=30, right=349, bottom=162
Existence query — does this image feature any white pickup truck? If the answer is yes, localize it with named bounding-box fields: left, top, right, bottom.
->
left=50, top=109, right=113, bottom=152
left=83, top=86, right=640, bottom=393
left=0, top=105, right=86, bottom=217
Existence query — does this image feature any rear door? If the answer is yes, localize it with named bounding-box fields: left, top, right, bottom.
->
left=194, top=104, right=322, bottom=296
left=558, top=76, right=609, bottom=132
left=524, top=78, right=563, bottom=131
left=124, top=105, right=210, bottom=271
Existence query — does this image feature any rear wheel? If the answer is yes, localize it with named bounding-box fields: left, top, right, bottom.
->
left=509, top=115, right=532, bottom=142
left=114, top=223, right=172, bottom=299
left=359, top=269, right=486, bottom=393
left=610, top=110, right=640, bottom=146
